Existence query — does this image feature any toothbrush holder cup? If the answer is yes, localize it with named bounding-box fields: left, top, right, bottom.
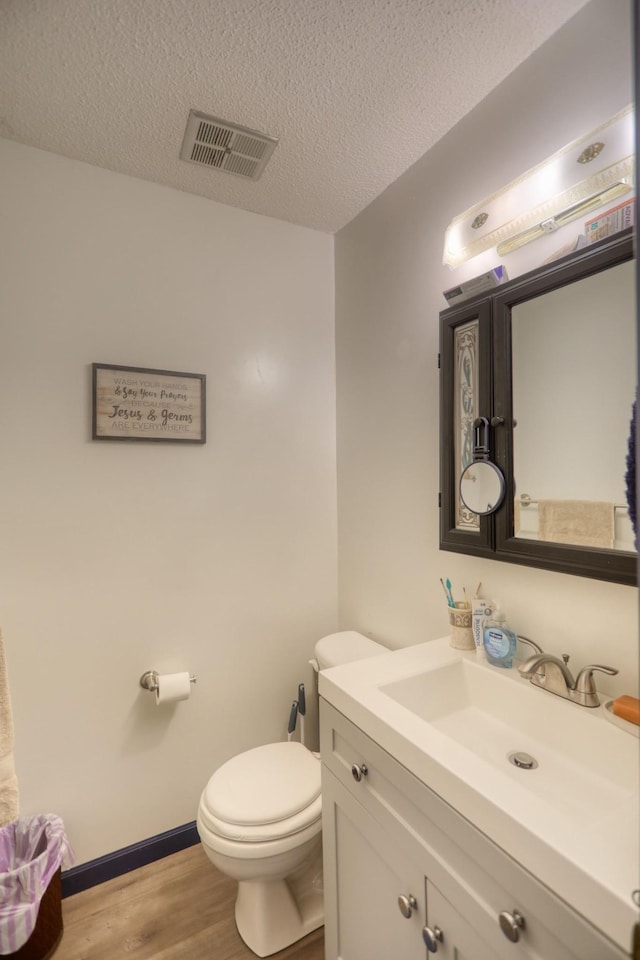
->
left=448, top=603, right=475, bottom=650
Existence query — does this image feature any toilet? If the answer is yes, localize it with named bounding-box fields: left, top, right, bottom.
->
left=196, top=631, right=386, bottom=957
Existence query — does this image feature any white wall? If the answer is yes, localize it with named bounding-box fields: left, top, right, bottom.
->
left=0, top=140, right=337, bottom=863
left=335, top=0, right=638, bottom=693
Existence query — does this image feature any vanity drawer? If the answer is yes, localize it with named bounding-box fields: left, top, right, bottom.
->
left=320, top=699, right=630, bottom=960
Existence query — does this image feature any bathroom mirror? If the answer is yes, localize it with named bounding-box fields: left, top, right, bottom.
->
left=440, top=228, right=636, bottom=585
left=459, top=461, right=505, bottom=516
left=510, top=259, right=636, bottom=551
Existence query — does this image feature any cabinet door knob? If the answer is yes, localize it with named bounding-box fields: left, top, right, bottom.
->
left=350, top=762, right=368, bottom=782
left=499, top=909, right=526, bottom=942
left=397, top=894, right=417, bottom=918
left=422, top=924, right=444, bottom=952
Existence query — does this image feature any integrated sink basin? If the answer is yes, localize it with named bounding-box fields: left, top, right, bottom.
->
left=379, top=656, right=635, bottom=825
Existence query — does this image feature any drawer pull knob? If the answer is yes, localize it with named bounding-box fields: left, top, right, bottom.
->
left=499, top=909, right=526, bottom=942
left=422, top=924, right=444, bottom=952
left=397, top=894, right=417, bottom=919
left=351, top=762, right=368, bottom=782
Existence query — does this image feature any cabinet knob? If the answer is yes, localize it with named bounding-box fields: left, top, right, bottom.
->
left=422, top=924, right=444, bottom=952
left=499, top=909, right=526, bottom=942
left=350, top=762, right=368, bottom=782
left=397, top=894, right=417, bottom=919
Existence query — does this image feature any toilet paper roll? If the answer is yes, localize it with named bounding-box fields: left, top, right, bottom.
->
left=155, top=672, right=192, bottom=705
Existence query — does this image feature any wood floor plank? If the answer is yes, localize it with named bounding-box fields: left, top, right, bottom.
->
left=56, top=844, right=325, bottom=960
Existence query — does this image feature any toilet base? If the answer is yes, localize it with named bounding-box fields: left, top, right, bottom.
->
left=234, top=850, right=324, bottom=957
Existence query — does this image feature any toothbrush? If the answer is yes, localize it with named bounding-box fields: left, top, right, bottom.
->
left=445, top=578, right=455, bottom=607
left=287, top=700, right=298, bottom=741
left=297, top=683, right=306, bottom=746
left=440, top=578, right=453, bottom=606
left=463, top=587, right=470, bottom=608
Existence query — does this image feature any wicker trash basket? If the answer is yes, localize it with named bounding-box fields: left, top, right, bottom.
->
left=0, top=816, right=72, bottom=960
left=4, top=868, right=62, bottom=960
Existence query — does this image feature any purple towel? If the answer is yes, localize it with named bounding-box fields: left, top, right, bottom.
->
left=625, top=399, right=637, bottom=545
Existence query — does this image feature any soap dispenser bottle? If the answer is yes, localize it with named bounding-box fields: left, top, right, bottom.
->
left=483, top=605, right=517, bottom=668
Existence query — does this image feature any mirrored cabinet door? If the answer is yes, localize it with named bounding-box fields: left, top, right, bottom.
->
left=510, top=260, right=634, bottom=551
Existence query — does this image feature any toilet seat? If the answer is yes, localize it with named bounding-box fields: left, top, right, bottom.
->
left=199, top=741, right=321, bottom=843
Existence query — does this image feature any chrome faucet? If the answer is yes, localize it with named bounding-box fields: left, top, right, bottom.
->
left=518, top=654, right=618, bottom=707
left=516, top=636, right=543, bottom=656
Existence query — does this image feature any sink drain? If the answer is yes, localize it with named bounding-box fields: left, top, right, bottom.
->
left=508, top=751, right=538, bottom=770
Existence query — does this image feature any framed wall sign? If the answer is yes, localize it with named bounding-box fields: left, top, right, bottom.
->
left=92, top=363, right=206, bottom=443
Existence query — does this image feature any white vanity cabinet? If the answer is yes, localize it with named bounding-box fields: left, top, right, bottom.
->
left=320, top=699, right=630, bottom=960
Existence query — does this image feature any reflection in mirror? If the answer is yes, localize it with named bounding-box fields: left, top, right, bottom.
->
left=460, top=461, right=505, bottom=515
left=511, top=259, right=637, bottom=554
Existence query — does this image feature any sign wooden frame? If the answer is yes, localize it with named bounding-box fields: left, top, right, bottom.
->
left=92, top=363, right=206, bottom=443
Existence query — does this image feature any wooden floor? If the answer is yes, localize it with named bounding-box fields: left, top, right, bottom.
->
left=56, top=844, right=325, bottom=960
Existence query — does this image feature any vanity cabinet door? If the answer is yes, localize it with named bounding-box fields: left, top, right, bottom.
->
left=322, top=766, right=426, bottom=960
left=427, top=868, right=586, bottom=960
left=425, top=880, right=497, bottom=960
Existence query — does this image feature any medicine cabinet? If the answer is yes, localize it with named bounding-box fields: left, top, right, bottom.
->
left=439, top=228, right=636, bottom=586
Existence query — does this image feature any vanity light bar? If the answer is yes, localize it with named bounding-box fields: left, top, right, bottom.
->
left=496, top=180, right=633, bottom=256
left=442, top=104, right=635, bottom=267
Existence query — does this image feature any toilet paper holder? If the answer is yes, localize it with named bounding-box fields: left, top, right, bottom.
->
left=139, top=670, right=197, bottom=692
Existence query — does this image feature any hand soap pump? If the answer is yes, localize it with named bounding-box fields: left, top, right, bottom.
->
left=483, top=604, right=516, bottom=668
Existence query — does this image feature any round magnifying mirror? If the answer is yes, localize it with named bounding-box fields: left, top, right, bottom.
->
left=459, top=461, right=505, bottom=516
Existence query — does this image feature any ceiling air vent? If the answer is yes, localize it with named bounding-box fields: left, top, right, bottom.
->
left=180, top=111, right=278, bottom=181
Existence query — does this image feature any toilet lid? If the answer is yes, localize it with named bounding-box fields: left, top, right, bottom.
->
left=204, top=741, right=321, bottom=827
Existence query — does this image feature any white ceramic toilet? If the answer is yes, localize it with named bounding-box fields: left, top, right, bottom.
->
left=196, top=631, right=386, bottom=957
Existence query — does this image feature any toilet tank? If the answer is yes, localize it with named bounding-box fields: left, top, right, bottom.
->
left=314, top=630, right=387, bottom=670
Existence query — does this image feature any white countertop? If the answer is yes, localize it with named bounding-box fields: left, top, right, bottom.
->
left=319, top=636, right=640, bottom=952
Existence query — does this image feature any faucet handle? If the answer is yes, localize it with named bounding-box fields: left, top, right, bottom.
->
left=575, top=664, right=619, bottom=695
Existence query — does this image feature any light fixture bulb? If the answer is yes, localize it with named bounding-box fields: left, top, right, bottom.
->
left=443, top=105, right=635, bottom=267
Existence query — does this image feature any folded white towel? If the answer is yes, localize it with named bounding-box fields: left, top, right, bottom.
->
left=0, top=628, right=18, bottom=825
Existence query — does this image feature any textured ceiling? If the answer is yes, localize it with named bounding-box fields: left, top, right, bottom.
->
left=0, top=0, right=591, bottom=234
